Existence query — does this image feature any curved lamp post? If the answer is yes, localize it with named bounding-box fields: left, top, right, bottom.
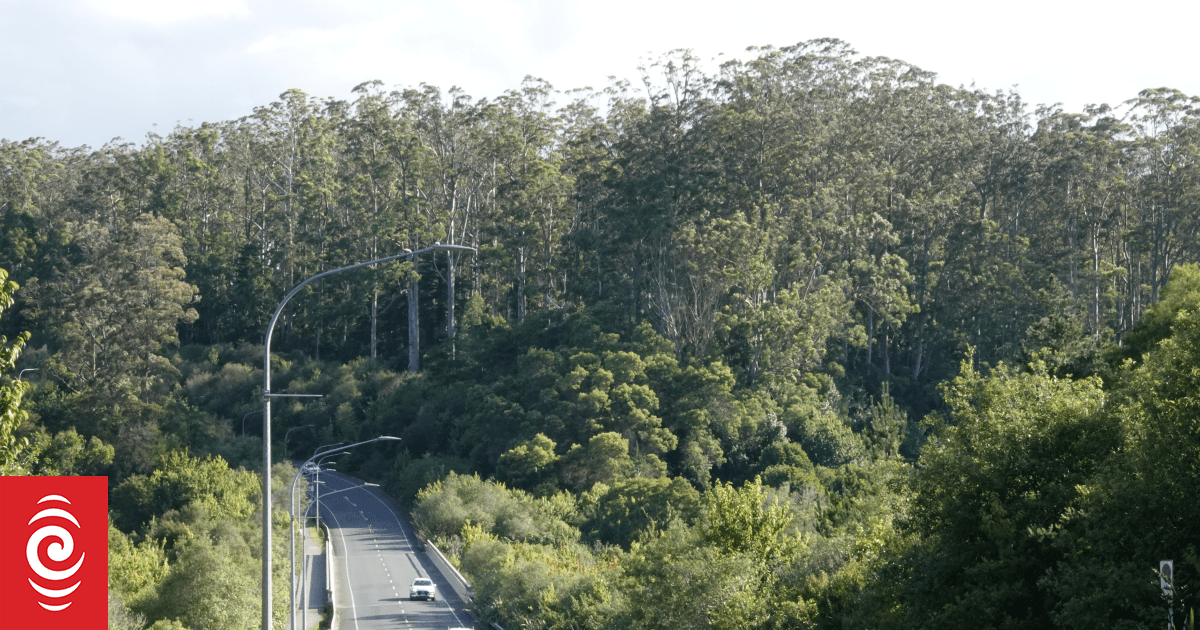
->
left=287, top=437, right=398, bottom=630
left=298, top=476, right=379, bottom=630
left=284, top=424, right=314, bottom=459
left=262, top=244, right=472, bottom=630
left=243, top=410, right=263, bottom=437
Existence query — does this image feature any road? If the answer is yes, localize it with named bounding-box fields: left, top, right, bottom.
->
left=311, top=470, right=477, bottom=630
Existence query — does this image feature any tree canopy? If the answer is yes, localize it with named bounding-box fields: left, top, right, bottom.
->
left=2, top=38, right=1200, bottom=630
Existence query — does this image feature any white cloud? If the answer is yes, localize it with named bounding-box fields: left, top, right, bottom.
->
left=1, top=0, right=1198, bottom=147
left=79, top=0, right=251, bottom=24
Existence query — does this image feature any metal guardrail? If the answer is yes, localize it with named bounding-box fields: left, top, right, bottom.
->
left=424, top=539, right=474, bottom=604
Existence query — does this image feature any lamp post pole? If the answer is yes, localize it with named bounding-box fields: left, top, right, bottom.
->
left=310, top=451, right=348, bottom=527
left=300, top=477, right=378, bottom=630
left=287, top=438, right=398, bottom=630
left=289, top=468, right=311, bottom=630
left=262, top=244, right=472, bottom=630
left=290, top=444, right=341, bottom=630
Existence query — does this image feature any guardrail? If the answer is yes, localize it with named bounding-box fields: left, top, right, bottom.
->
left=424, top=539, right=473, bottom=604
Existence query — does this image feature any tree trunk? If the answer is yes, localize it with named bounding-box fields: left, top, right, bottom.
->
left=315, top=284, right=323, bottom=362
left=370, top=286, right=378, bottom=361
left=882, top=323, right=890, bottom=378
left=517, top=246, right=527, bottom=321
left=1151, top=207, right=1162, bottom=304
left=911, top=321, right=924, bottom=381
left=1093, top=227, right=1101, bottom=339
left=446, top=252, right=456, bottom=360
left=866, top=310, right=874, bottom=365
left=408, top=255, right=420, bottom=373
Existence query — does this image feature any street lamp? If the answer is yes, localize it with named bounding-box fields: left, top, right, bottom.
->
left=303, top=480, right=379, bottom=502
left=304, top=477, right=380, bottom=527
left=262, top=244, right=472, bottom=630
left=310, top=456, right=345, bottom=532
left=298, top=477, right=379, bottom=630
left=287, top=437, right=399, bottom=630
left=243, top=409, right=263, bottom=437
left=17, top=368, right=37, bottom=381
left=284, top=425, right=314, bottom=458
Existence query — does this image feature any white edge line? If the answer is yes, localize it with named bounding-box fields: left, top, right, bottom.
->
left=329, top=472, right=468, bottom=628
left=322, top=498, right=361, bottom=630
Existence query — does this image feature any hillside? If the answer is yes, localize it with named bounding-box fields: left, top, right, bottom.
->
left=1, top=40, right=1199, bottom=629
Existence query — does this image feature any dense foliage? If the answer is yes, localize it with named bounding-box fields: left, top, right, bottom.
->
left=2, top=39, right=1199, bottom=629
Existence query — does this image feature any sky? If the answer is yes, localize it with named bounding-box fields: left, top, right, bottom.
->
left=1, top=0, right=1197, bottom=149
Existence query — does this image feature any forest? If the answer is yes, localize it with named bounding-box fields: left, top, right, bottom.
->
left=1, top=38, right=1199, bottom=629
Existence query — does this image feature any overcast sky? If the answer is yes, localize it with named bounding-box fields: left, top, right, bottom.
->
left=2, top=0, right=1197, bottom=149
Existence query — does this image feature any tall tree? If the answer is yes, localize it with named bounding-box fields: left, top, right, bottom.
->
left=30, top=214, right=198, bottom=404
left=0, top=267, right=31, bottom=474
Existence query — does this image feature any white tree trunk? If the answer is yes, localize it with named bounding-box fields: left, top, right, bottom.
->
left=446, top=252, right=457, bottom=360
left=408, top=255, right=420, bottom=373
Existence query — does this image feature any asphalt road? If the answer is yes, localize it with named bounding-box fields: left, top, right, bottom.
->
left=311, top=470, right=477, bottom=630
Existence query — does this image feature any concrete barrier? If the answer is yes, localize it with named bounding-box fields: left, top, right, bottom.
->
left=323, top=522, right=337, bottom=630
left=425, top=539, right=473, bottom=604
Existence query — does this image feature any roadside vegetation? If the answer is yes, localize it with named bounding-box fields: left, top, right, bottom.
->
left=2, top=39, right=1199, bottom=629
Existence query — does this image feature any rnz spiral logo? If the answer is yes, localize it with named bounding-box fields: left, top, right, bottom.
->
left=28, top=494, right=86, bottom=611
left=0, top=476, right=107, bottom=630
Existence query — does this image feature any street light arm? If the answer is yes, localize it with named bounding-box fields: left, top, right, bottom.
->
left=321, top=436, right=399, bottom=457
left=262, top=243, right=469, bottom=630
left=285, top=424, right=314, bottom=441
left=301, top=481, right=378, bottom=505
left=263, top=244, right=475, bottom=376
left=242, top=409, right=264, bottom=437
left=307, top=438, right=394, bottom=472
left=285, top=435, right=399, bottom=630
left=314, top=452, right=347, bottom=467
left=310, top=443, right=345, bottom=459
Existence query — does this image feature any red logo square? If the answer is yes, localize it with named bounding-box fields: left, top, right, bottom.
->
left=0, top=476, right=109, bottom=630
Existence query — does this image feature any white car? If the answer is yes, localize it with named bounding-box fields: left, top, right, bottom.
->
left=409, top=577, right=437, bottom=601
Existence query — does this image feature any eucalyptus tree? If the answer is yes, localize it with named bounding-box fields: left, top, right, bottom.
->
left=0, top=139, right=73, bottom=343
left=391, top=85, right=451, bottom=370
left=244, top=90, right=313, bottom=286
left=556, top=86, right=619, bottom=304
left=0, top=139, right=82, bottom=282
left=407, top=83, right=486, bottom=358
left=835, top=56, right=1008, bottom=384
left=229, top=90, right=327, bottom=357
left=29, top=213, right=198, bottom=406
left=1125, top=89, right=1200, bottom=308
left=339, top=81, right=410, bottom=359
left=955, top=88, right=1042, bottom=364
left=600, top=50, right=738, bottom=359
left=164, top=124, right=237, bottom=255
left=293, top=96, right=351, bottom=359
left=713, top=42, right=891, bottom=384
left=1032, top=106, right=1130, bottom=341
left=482, top=78, right=573, bottom=323
left=153, top=123, right=254, bottom=345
